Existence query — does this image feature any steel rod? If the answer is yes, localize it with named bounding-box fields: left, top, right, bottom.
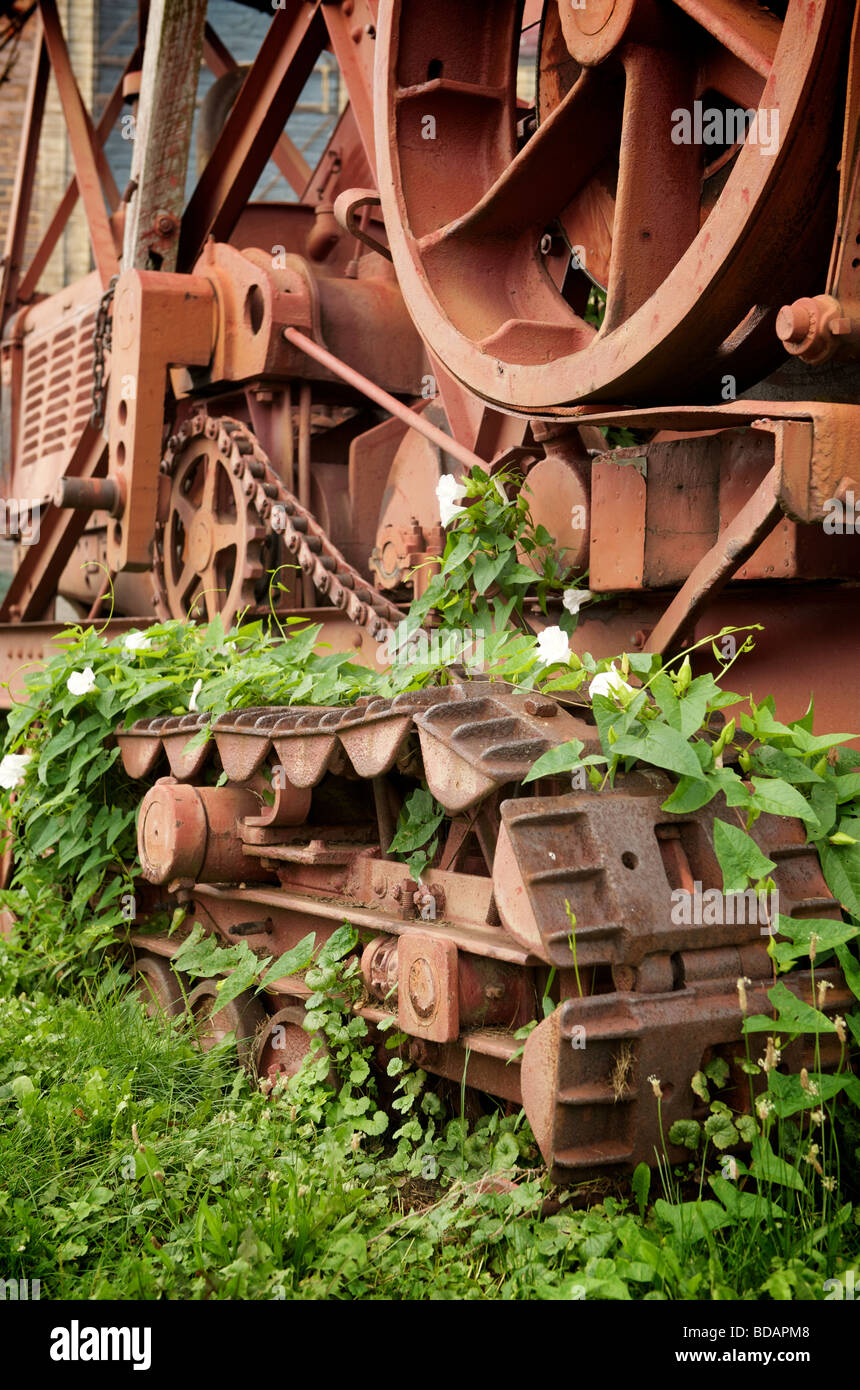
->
left=283, top=326, right=487, bottom=475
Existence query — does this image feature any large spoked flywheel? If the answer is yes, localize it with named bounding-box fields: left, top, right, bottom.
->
left=374, top=0, right=850, bottom=413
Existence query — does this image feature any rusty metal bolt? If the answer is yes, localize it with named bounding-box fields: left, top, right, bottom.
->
left=156, top=214, right=177, bottom=237
left=775, top=301, right=811, bottom=346
left=524, top=696, right=557, bottom=718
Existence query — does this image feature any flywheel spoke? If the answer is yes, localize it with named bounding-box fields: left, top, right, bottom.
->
left=201, top=457, right=218, bottom=516
left=603, top=43, right=702, bottom=332
left=175, top=560, right=199, bottom=605
left=697, top=43, right=766, bottom=110
left=423, top=66, right=623, bottom=248
left=212, top=522, right=241, bottom=555
left=669, top=0, right=781, bottom=79
left=173, top=491, right=197, bottom=533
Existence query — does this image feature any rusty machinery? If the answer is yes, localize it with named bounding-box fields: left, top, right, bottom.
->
left=0, top=0, right=859, bottom=1176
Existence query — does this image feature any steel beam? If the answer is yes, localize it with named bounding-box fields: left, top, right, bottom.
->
left=17, top=52, right=137, bottom=303
left=202, top=21, right=312, bottom=198
left=38, top=0, right=118, bottom=287
left=0, top=24, right=48, bottom=328
left=178, top=2, right=326, bottom=271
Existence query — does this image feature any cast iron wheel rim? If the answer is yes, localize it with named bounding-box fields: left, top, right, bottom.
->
left=130, top=952, right=184, bottom=1020
left=186, top=978, right=268, bottom=1058
left=375, top=0, right=848, bottom=411
left=252, top=1002, right=332, bottom=1087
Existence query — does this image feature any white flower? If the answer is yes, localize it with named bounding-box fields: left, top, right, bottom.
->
left=66, top=666, right=96, bottom=696
left=588, top=663, right=633, bottom=703
left=562, top=588, right=592, bottom=616
left=436, top=473, right=467, bottom=527
left=535, top=625, right=570, bottom=666
left=0, top=752, right=31, bottom=789
left=124, top=630, right=151, bottom=654
left=188, top=678, right=203, bottom=713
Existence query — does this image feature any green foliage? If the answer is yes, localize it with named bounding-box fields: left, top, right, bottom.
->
left=409, top=464, right=590, bottom=635
left=0, top=482, right=859, bottom=1299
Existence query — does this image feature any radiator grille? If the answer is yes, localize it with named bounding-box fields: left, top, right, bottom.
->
left=18, top=303, right=98, bottom=476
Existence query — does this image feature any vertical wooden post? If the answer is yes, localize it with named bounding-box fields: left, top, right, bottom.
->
left=122, top=0, right=208, bottom=272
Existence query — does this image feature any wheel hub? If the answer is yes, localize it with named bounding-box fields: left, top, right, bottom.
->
left=562, top=0, right=634, bottom=61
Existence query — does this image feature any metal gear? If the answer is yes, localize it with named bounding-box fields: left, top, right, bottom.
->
left=154, top=416, right=269, bottom=626
left=154, top=415, right=406, bottom=640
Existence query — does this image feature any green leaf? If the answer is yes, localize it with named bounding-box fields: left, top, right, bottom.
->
left=742, top=979, right=835, bottom=1037
left=703, top=1111, right=737, bottom=1149
left=691, top=1071, right=710, bottom=1102
left=769, top=915, right=859, bottom=971
left=704, top=1057, right=730, bottom=1089
left=631, top=1162, right=650, bottom=1218
left=612, top=724, right=704, bottom=780
left=521, top=739, right=585, bottom=784
left=259, top=932, right=316, bottom=986
left=709, top=1175, right=787, bottom=1220
left=835, top=943, right=860, bottom=1002
left=749, top=776, right=817, bottom=826
left=318, top=923, right=358, bottom=966
left=765, top=1069, right=848, bottom=1118
left=660, top=775, right=718, bottom=814
left=712, top=819, right=776, bottom=894
left=654, top=1199, right=732, bottom=1242
left=818, top=821, right=860, bottom=919
left=388, top=787, right=445, bottom=854
left=667, top=1119, right=701, bottom=1151
left=749, top=1137, right=806, bottom=1191
left=472, top=550, right=509, bottom=595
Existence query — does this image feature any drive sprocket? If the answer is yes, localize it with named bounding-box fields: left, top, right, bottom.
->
left=153, top=416, right=269, bottom=626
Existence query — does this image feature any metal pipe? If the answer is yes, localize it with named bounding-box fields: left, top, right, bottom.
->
left=283, top=325, right=487, bottom=474
left=53, top=476, right=122, bottom=515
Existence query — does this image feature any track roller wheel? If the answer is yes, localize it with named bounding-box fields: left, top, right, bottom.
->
left=130, top=951, right=184, bottom=1021
left=253, top=1002, right=333, bottom=1088
left=186, top=978, right=267, bottom=1062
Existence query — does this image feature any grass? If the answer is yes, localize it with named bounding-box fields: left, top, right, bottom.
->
left=1, top=969, right=858, bottom=1301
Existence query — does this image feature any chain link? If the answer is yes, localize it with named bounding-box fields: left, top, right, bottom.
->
left=90, top=274, right=119, bottom=430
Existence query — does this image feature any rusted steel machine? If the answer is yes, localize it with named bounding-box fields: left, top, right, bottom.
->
left=1, top=0, right=859, bottom=1176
